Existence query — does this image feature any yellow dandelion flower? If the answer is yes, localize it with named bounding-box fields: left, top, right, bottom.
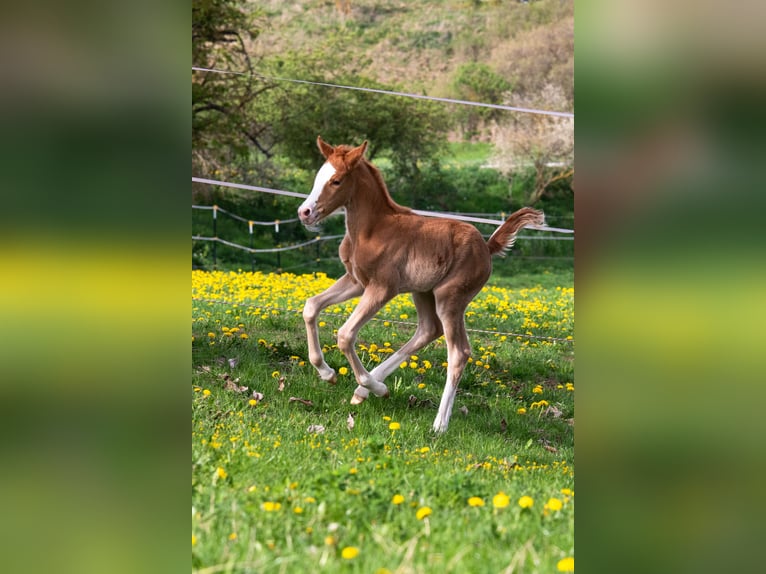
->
left=349, top=468, right=357, bottom=475
left=561, top=488, right=574, bottom=497
left=215, top=467, right=227, bottom=479
left=467, top=496, right=485, bottom=507
left=382, top=416, right=391, bottom=421
left=399, top=361, right=408, bottom=369
left=546, top=497, right=563, bottom=511
left=419, top=447, right=430, bottom=453
left=271, top=371, right=280, bottom=378
left=492, top=492, right=510, bottom=508
left=532, top=385, right=543, bottom=394
left=202, top=389, right=211, bottom=397
left=293, top=507, right=303, bottom=514
left=388, top=422, right=401, bottom=430
left=409, top=362, right=418, bottom=369
left=418, top=383, right=426, bottom=389
left=341, top=546, right=360, bottom=560
left=192, top=534, right=197, bottom=546
left=517, top=407, right=527, bottom=414
left=416, top=506, right=432, bottom=520
left=228, top=532, right=237, bottom=540
left=304, top=496, right=316, bottom=503
left=399, top=313, right=408, bottom=319
left=518, top=495, right=534, bottom=509
left=324, top=536, right=336, bottom=546
left=248, top=399, right=257, bottom=407
left=319, top=321, right=326, bottom=327
left=338, top=367, right=349, bottom=376
left=557, top=557, right=574, bottom=572
left=240, top=333, right=248, bottom=339
left=391, top=494, right=405, bottom=505
left=261, top=501, right=282, bottom=512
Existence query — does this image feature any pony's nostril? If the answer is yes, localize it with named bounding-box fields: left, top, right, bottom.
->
left=300, top=207, right=311, bottom=219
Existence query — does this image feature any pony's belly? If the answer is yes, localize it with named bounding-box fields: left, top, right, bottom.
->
left=400, top=258, right=444, bottom=292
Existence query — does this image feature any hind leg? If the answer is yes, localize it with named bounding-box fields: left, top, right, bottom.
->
left=432, top=314, right=471, bottom=433
left=352, top=291, right=443, bottom=404
left=432, top=286, right=479, bottom=433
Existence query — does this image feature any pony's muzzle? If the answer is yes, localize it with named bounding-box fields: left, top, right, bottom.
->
left=298, top=203, right=318, bottom=226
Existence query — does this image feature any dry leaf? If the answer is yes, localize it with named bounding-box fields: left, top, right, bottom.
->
left=346, top=413, right=355, bottom=431
left=225, top=380, right=248, bottom=393
left=251, top=391, right=265, bottom=401
left=543, top=405, right=563, bottom=418
left=408, top=395, right=418, bottom=407
left=289, top=397, right=314, bottom=407
left=220, top=374, right=247, bottom=392
left=307, top=424, right=325, bottom=434
left=277, top=376, right=286, bottom=392
left=543, top=445, right=558, bottom=453
left=228, top=358, right=239, bottom=369
left=459, top=406, right=468, bottom=416
left=500, top=418, right=508, bottom=433
left=197, top=365, right=212, bottom=374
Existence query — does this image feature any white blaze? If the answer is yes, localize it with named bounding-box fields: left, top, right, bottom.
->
left=299, top=162, right=336, bottom=216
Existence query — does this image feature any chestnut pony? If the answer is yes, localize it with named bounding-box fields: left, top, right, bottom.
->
left=298, top=136, right=544, bottom=432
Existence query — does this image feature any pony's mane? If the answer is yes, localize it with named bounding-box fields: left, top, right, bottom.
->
left=359, top=157, right=409, bottom=214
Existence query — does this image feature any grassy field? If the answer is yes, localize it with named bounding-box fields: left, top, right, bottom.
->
left=192, top=270, right=574, bottom=573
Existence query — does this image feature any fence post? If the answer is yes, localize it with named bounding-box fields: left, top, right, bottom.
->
left=212, top=204, right=218, bottom=270
left=249, top=220, right=254, bottom=272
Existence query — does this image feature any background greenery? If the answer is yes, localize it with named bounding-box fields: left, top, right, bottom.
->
left=192, top=0, right=574, bottom=277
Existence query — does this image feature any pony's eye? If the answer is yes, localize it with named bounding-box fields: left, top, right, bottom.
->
left=330, top=179, right=341, bottom=186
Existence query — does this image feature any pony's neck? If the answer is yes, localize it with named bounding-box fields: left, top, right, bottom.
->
left=344, top=160, right=405, bottom=236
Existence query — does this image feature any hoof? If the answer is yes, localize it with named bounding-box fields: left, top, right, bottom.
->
left=327, top=374, right=337, bottom=385
left=350, top=393, right=367, bottom=405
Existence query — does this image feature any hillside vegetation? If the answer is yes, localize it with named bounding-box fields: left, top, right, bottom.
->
left=253, top=0, right=573, bottom=114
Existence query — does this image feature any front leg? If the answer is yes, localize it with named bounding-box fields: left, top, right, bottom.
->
left=336, top=284, right=395, bottom=401
left=303, top=273, right=363, bottom=383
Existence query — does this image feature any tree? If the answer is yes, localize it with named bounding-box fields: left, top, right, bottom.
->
left=451, top=62, right=513, bottom=138
left=491, top=84, right=573, bottom=205
left=256, top=38, right=453, bottom=176
left=192, top=0, right=273, bottom=176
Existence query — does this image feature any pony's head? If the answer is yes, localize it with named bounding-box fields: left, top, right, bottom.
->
left=298, top=136, right=368, bottom=227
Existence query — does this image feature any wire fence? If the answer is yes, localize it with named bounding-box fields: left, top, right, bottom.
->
left=192, top=199, right=573, bottom=271
left=192, top=66, right=574, bottom=119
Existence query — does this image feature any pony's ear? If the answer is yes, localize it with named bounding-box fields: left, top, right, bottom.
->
left=345, top=140, right=368, bottom=169
left=317, top=136, right=335, bottom=159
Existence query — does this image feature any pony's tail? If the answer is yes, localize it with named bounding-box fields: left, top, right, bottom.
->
left=486, top=207, right=546, bottom=257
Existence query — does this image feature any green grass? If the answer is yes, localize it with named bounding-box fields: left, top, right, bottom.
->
left=445, top=141, right=494, bottom=167
left=192, top=271, right=574, bottom=573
